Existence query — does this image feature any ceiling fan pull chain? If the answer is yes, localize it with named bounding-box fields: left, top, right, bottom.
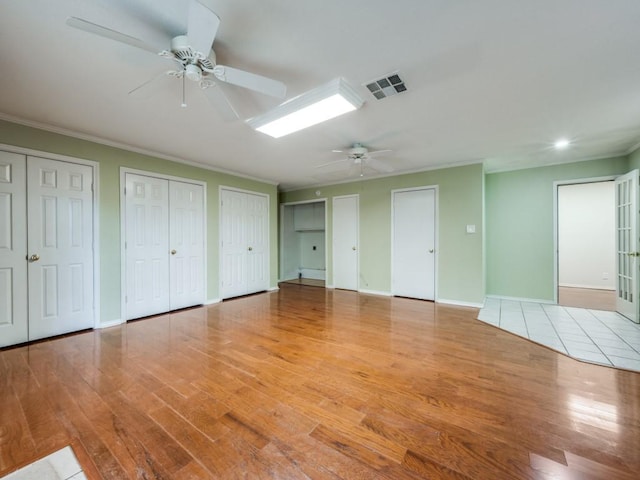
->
left=181, top=74, right=187, bottom=108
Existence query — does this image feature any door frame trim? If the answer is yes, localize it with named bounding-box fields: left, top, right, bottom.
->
left=390, top=185, right=439, bottom=300
left=120, top=167, right=207, bottom=322
left=552, top=175, right=617, bottom=305
left=332, top=194, right=359, bottom=291
left=279, top=198, right=328, bottom=285
left=0, top=143, right=101, bottom=329
left=219, top=186, right=271, bottom=299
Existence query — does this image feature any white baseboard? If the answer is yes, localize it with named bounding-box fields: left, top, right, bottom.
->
left=485, top=294, right=555, bottom=304
left=267, top=286, right=280, bottom=292
left=205, top=298, right=221, bottom=305
left=559, top=283, right=615, bottom=291
left=326, top=284, right=335, bottom=289
left=97, top=318, right=124, bottom=329
left=358, top=289, right=392, bottom=297
left=436, top=298, right=484, bottom=308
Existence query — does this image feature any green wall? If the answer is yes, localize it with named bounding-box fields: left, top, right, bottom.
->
left=629, top=145, right=640, bottom=170
left=485, top=156, right=629, bottom=301
left=281, top=163, right=485, bottom=305
left=0, top=120, right=278, bottom=324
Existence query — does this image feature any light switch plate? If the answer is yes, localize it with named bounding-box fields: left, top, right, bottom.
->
left=466, top=224, right=476, bottom=234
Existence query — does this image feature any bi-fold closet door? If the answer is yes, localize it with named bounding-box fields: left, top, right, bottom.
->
left=220, top=188, right=269, bottom=299
left=0, top=151, right=95, bottom=347
left=124, top=172, right=205, bottom=320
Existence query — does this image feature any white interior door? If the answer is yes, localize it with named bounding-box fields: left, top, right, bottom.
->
left=0, top=152, right=28, bottom=347
left=221, top=189, right=248, bottom=299
left=169, top=181, right=204, bottom=310
left=27, top=156, right=94, bottom=340
left=615, top=170, right=639, bottom=322
left=392, top=188, right=436, bottom=300
left=246, top=193, right=268, bottom=294
left=333, top=195, right=359, bottom=290
left=125, top=173, right=170, bottom=320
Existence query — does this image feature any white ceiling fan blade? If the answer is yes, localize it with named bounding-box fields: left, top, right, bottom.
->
left=188, top=0, right=220, bottom=56
left=315, top=158, right=349, bottom=169
left=367, top=149, right=393, bottom=157
left=66, top=17, right=158, bottom=54
left=366, top=158, right=394, bottom=173
left=201, top=84, right=239, bottom=121
left=128, top=70, right=175, bottom=96
left=213, top=65, right=286, bottom=98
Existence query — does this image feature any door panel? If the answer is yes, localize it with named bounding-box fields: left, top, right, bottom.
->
left=246, top=193, right=268, bottom=294
left=27, top=156, right=94, bottom=340
left=333, top=195, right=358, bottom=290
left=220, top=189, right=269, bottom=299
left=392, top=188, right=436, bottom=301
left=125, top=173, right=170, bottom=320
left=169, top=181, right=204, bottom=310
left=0, top=151, right=27, bottom=347
left=615, top=170, right=639, bottom=322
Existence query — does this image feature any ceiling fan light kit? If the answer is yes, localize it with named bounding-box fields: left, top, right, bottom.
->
left=246, top=78, right=363, bottom=138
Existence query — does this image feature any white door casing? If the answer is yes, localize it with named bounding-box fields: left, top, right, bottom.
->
left=333, top=195, right=359, bottom=291
left=125, top=173, right=170, bottom=320
left=27, top=156, right=95, bottom=340
left=392, top=187, right=436, bottom=301
left=0, top=151, right=28, bottom=347
left=615, top=169, right=639, bottom=323
left=169, top=181, right=205, bottom=310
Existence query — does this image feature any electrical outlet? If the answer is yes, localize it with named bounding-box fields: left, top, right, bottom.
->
left=603, top=272, right=609, bottom=280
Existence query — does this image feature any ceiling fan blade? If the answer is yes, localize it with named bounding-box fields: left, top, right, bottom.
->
left=188, top=0, right=220, bottom=56
left=201, top=84, right=239, bottom=121
left=367, top=149, right=393, bottom=157
left=213, top=65, right=286, bottom=98
left=66, top=17, right=158, bottom=54
left=366, top=158, right=394, bottom=173
left=315, top=158, right=349, bottom=169
left=128, top=70, right=175, bottom=96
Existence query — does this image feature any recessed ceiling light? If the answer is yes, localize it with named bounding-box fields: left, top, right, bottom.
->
left=554, top=138, right=570, bottom=150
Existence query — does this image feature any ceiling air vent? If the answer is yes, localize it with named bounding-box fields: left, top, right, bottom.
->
left=364, top=73, right=407, bottom=100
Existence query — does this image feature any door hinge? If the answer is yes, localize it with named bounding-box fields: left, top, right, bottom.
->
left=125, top=295, right=128, bottom=303
left=124, top=187, right=127, bottom=196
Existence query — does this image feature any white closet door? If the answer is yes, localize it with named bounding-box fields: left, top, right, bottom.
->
left=169, top=181, right=205, bottom=310
left=221, top=189, right=248, bottom=299
left=27, top=156, right=94, bottom=340
left=0, top=152, right=28, bottom=347
left=615, top=170, right=639, bottom=322
left=392, top=188, right=436, bottom=301
left=246, top=193, right=268, bottom=294
left=125, top=173, right=170, bottom=320
left=333, top=195, right=359, bottom=290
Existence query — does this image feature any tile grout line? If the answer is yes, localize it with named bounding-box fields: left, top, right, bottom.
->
left=588, top=310, right=640, bottom=356
left=539, top=304, right=570, bottom=355
left=562, top=307, right=613, bottom=366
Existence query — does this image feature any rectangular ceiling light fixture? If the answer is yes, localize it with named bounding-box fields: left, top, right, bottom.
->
left=247, top=78, right=363, bottom=138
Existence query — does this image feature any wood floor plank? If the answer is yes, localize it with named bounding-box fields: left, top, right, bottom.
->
left=1, top=284, right=639, bottom=479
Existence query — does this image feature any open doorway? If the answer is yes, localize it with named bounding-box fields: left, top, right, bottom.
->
left=280, top=200, right=327, bottom=287
left=557, top=181, right=616, bottom=310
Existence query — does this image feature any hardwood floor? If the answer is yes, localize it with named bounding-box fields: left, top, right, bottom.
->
left=558, top=286, right=616, bottom=311
left=1, top=284, right=639, bottom=479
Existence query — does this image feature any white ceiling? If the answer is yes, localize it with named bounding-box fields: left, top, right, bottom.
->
left=2, top=0, right=640, bottom=190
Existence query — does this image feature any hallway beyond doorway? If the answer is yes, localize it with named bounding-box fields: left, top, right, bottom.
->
left=558, top=286, right=615, bottom=311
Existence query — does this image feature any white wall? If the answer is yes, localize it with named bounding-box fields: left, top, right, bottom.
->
left=558, top=181, right=615, bottom=290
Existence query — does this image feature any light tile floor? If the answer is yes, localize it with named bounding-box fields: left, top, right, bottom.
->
left=1, top=447, right=85, bottom=480
left=478, top=298, right=640, bottom=372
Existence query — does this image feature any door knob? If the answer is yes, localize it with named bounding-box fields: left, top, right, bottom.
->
left=29, top=254, right=40, bottom=262
left=352, top=246, right=356, bottom=251
left=170, top=249, right=176, bottom=255
left=248, top=246, right=253, bottom=251
left=628, top=252, right=640, bottom=257
left=429, top=249, right=434, bottom=253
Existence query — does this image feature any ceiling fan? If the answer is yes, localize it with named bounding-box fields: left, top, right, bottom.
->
left=316, top=143, right=394, bottom=177
left=65, top=0, right=287, bottom=120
